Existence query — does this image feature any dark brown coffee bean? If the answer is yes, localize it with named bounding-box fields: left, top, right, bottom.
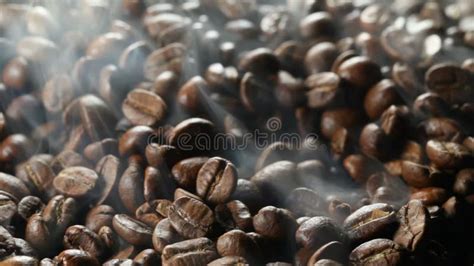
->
left=381, top=27, right=421, bottom=62
left=143, top=166, right=175, bottom=202
left=364, top=79, right=401, bottom=120
left=304, top=42, right=338, bottom=75
left=83, top=138, right=118, bottom=162
left=417, top=118, right=464, bottom=143
left=0, top=173, right=30, bottom=200
left=161, top=237, right=218, bottom=266
left=285, top=188, right=326, bottom=217
left=0, top=134, right=34, bottom=164
left=453, top=168, right=474, bottom=197
left=306, top=72, right=341, bottom=109
left=119, top=41, right=151, bottom=75
left=413, top=92, right=450, bottom=118
left=42, top=195, right=77, bottom=233
left=307, top=241, right=348, bottom=265
left=133, top=248, right=161, bottom=266
left=425, top=63, right=472, bottom=104
left=122, top=89, right=167, bottom=126
left=98, top=225, right=120, bottom=254
left=250, top=161, right=299, bottom=205
left=208, top=256, right=247, bottom=266
left=349, top=238, right=407, bottom=266
left=151, top=71, right=179, bottom=102
left=426, top=140, right=471, bottom=169
left=144, top=43, right=185, bottom=81
left=135, top=199, right=171, bottom=227
left=401, top=161, right=444, bottom=188
left=380, top=105, right=411, bottom=138
left=64, top=225, right=104, bottom=259
left=16, top=158, right=55, bottom=199
left=327, top=200, right=351, bottom=225
left=296, top=216, right=345, bottom=250
left=86, top=32, right=128, bottom=61
left=214, top=200, right=253, bottom=232
left=1, top=256, right=39, bottom=265
left=238, top=48, right=280, bottom=78
left=274, top=41, right=306, bottom=76
left=51, top=150, right=90, bottom=174
left=275, top=71, right=307, bottom=108
left=230, top=179, right=265, bottom=214
left=85, top=205, right=116, bottom=233
left=216, top=229, right=263, bottom=264
left=240, top=72, right=275, bottom=114
left=54, top=249, right=100, bottom=266
left=337, top=56, right=382, bottom=93
left=343, top=203, right=397, bottom=245
left=112, top=214, right=152, bottom=246
left=410, top=187, right=448, bottom=206
left=171, top=157, right=208, bottom=191
left=152, top=218, right=183, bottom=253
left=253, top=206, right=297, bottom=240
left=0, top=193, right=16, bottom=225
left=146, top=144, right=181, bottom=169
left=118, top=162, right=145, bottom=213
left=174, top=188, right=201, bottom=202
left=25, top=213, right=54, bottom=257
left=464, top=137, right=474, bottom=152
left=41, top=74, right=76, bottom=113
left=320, top=108, right=365, bottom=139
left=118, top=125, right=154, bottom=156
left=299, top=12, right=336, bottom=40
left=17, top=196, right=44, bottom=220
left=53, top=166, right=99, bottom=198
left=343, top=154, right=378, bottom=183
left=103, top=258, right=138, bottom=266
left=168, top=196, right=214, bottom=238
left=2, top=57, right=30, bottom=90
left=359, top=123, right=392, bottom=161
left=176, top=76, right=210, bottom=115
left=393, top=200, right=429, bottom=251
left=196, top=157, right=237, bottom=204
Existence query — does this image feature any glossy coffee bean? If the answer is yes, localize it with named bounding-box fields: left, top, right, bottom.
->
left=401, top=161, right=444, bottom=188
left=359, top=123, right=392, bottom=161
left=364, top=79, right=401, bottom=120
left=349, top=238, right=407, bottom=266
left=53, top=167, right=99, bottom=198
left=215, top=200, right=253, bottom=232
left=417, top=118, right=464, bottom=143
left=196, top=157, right=237, bottom=204
left=0, top=172, right=31, bottom=200
left=426, top=140, right=471, bottom=169
left=85, top=205, right=116, bottom=233
left=410, top=187, right=449, bottom=206
left=337, top=56, right=382, bottom=93
left=238, top=48, right=280, bottom=78
left=299, top=12, right=336, bottom=40
left=133, top=249, right=161, bottom=266
left=0, top=193, right=16, bottom=225
left=144, top=43, right=186, bottom=81
left=112, top=214, right=152, bottom=246
left=172, top=157, right=208, bottom=191
left=453, top=169, right=474, bottom=197
left=17, top=195, right=44, bottom=220
left=118, top=163, right=145, bottom=214
left=306, top=72, right=341, bottom=109
left=63, top=225, right=104, bottom=259
left=119, top=126, right=155, bottom=156
left=253, top=206, right=297, bottom=240
left=393, top=200, right=429, bottom=251
left=168, top=196, right=214, bottom=239
left=216, top=229, right=263, bottom=264
left=425, top=63, right=471, bottom=104
left=285, top=187, right=326, bottom=217
left=307, top=241, right=348, bottom=265
left=122, top=89, right=168, bottom=126
left=296, top=216, right=345, bottom=250
left=54, top=249, right=100, bottom=266
left=304, top=42, right=338, bottom=75
left=161, top=237, right=218, bottom=266
left=152, top=218, right=183, bottom=253
left=230, top=179, right=265, bottom=214
left=320, top=108, right=365, bottom=139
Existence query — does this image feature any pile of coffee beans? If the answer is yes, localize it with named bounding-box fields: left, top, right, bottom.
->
left=0, top=0, right=473, bottom=265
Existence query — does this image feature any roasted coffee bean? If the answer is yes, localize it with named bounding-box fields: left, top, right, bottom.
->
left=122, top=89, right=168, bottom=126
left=0, top=134, right=34, bottom=164
left=167, top=118, right=215, bottom=151
left=304, top=42, right=338, bottom=75
left=146, top=144, right=180, bottom=169
left=320, top=108, right=365, bottom=139
left=83, top=138, right=118, bottom=162
left=16, top=158, right=55, bottom=199
left=54, top=249, right=100, bottom=266
left=2, top=57, right=30, bottom=90
left=364, top=79, right=401, bottom=120
left=328, top=200, right=351, bottom=225
left=17, top=195, right=44, bottom=220
left=0, top=193, right=16, bottom=225
left=171, top=157, right=208, bottom=191
left=413, top=93, right=450, bottom=118
left=85, top=205, right=116, bottom=233
left=51, top=150, right=90, bottom=174
left=63, top=225, right=104, bottom=259
left=401, top=161, right=444, bottom=188
left=425, top=63, right=472, bottom=104
left=285, top=188, right=326, bottom=217
left=143, top=166, right=175, bottom=202
left=103, top=258, right=138, bottom=266
left=299, top=12, right=336, bottom=40
left=98, top=225, right=120, bottom=253
left=214, top=200, right=253, bottom=232
left=240, top=71, right=275, bottom=114
left=174, top=188, right=201, bottom=202
left=393, top=200, right=429, bottom=251
left=151, top=71, right=179, bottom=103
left=208, top=256, right=247, bottom=266
left=112, top=214, right=152, bottom=246
left=343, top=154, right=378, bottom=183
left=307, top=241, right=348, bottom=265
left=0, top=256, right=39, bottom=265
left=152, top=218, right=183, bottom=253
left=42, top=74, right=76, bottom=113
left=161, top=237, right=218, bottom=266
left=379, top=105, right=411, bottom=138
left=417, top=118, right=464, bottom=143
left=168, top=196, right=214, bottom=239
left=25, top=213, right=55, bottom=257
left=133, top=249, right=161, bottom=266
left=337, top=56, right=382, bottom=93
left=0, top=173, right=30, bottom=200
left=238, top=48, right=280, bottom=78
left=343, top=203, right=397, bottom=245
left=306, top=72, right=341, bottom=109
left=253, top=206, right=297, bottom=240
left=118, top=125, right=154, bottom=156
left=230, top=179, right=265, bottom=214
left=86, top=32, right=128, bottom=61
left=410, top=187, right=448, bottom=206
left=118, top=162, right=145, bottom=214
left=119, top=41, right=151, bottom=76
left=359, top=123, right=393, bottom=161
left=216, top=229, right=263, bottom=264
left=426, top=140, right=471, bottom=169
left=250, top=161, right=299, bottom=205
left=95, top=155, right=121, bottom=205
left=453, top=168, right=474, bottom=197
left=42, top=195, right=77, bottom=233
left=330, top=127, right=352, bottom=159
left=53, top=166, right=99, bottom=198
left=176, top=76, right=210, bottom=115
left=135, top=199, right=171, bottom=227
left=349, top=238, right=407, bottom=266
left=296, top=216, right=345, bottom=250
left=144, top=43, right=185, bottom=81
left=196, top=157, right=237, bottom=204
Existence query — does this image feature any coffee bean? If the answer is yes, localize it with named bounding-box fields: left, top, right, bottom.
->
left=83, top=138, right=118, bottom=162
left=393, top=200, right=429, bottom=251
left=51, top=150, right=90, bottom=174
left=122, top=89, right=167, bottom=126
left=285, top=188, right=326, bottom=217
left=16, top=157, right=55, bottom=199
left=343, top=203, right=397, bottom=245
left=0, top=134, right=34, bottom=164
left=328, top=200, right=351, bottom=225
left=144, top=166, right=175, bottom=202
left=1, top=256, right=39, bottom=265
left=426, top=140, right=471, bottom=169
left=118, top=163, right=145, bottom=213
left=63, top=225, right=104, bottom=258
left=359, top=123, right=393, bottom=161
left=343, top=154, right=378, bottom=183
left=2, top=57, right=30, bottom=90
left=133, top=249, right=161, bottom=266
left=208, top=256, right=247, bottom=265
left=0, top=193, right=16, bottom=225
left=349, top=238, right=407, bottom=265
left=136, top=199, right=171, bottom=227
left=53, top=167, right=99, bottom=198
left=174, top=188, right=201, bottom=202
left=152, top=71, right=179, bottom=103
left=425, top=63, right=472, bottom=104
left=337, top=56, right=382, bottom=94
left=146, top=144, right=181, bottom=169
left=307, top=241, right=348, bottom=265
left=409, top=187, right=448, bottom=206
left=238, top=48, right=280, bottom=78
left=253, top=206, right=297, bottom=240
left=168, top=196, right=214, bottom=238
left=304, top=42, right=338, bottom=75
left=144, top=43, right=185, bottom=81
left=320, top=108, right=365, bottom=139
left=98, top=226, right=120, bottom=253
left=296, top=216, right=345, bottom=250
left=380, top=105, right=411, bottom=138
left=25, top=213, right=55, bottom=257
left=214, top=200, right=253, bottom=232
left=417, top=118, right=464, bottom=143
left=119, top=41, right=151, bottom=76
left=216, top=229, right=263, bottom=264
left=239, top=72, right=275, bottom=114
left=172, top=157, right=208, bottom=191
left=401, top=161, right=444, bottom=188
left=152, top=218, right=183, bottom=253
left=42, top=195, right=77, bottom=233
left=103, top=258, right=138, bottom=266
left=364, top=79, right=401, bottom=120
left=453, top=168, right=474, bottom=196
left=168, top=118, right=215, bottom=153
left=85, top=205, right=115, bottom=233
left=112, top=214, right=152, bottom=246
left=299, top=12, right=336, bottom=40
left=161, top=237, right=218, bottom=266
left=86, top=32, right=128, bottom=61
left=0, top=172, right=30, bottom=200
left=196, top=157, right=237, bottom=204
left=17, top=196, right=44, bottom=220
left=230, top=179, right=265, bottom=214
left=54, top=249, right=100, bottom=266
left=413, top=92, right=449, bottom=118
left=314, top=259, right=343, bottom=266
left=306, top=72, right=341, bottom=109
